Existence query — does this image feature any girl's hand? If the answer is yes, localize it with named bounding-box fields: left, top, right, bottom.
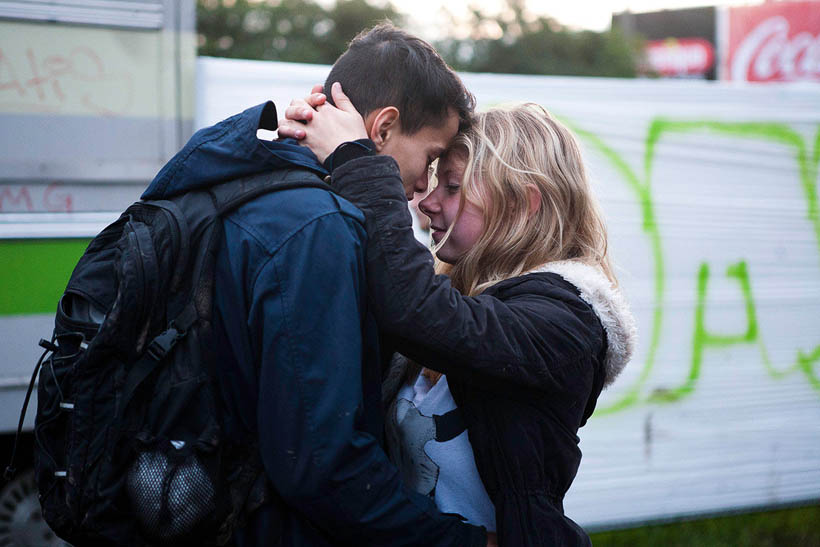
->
left=282, top=83, right=326, bottom=129
left=278, top=82, right=367, bottom=164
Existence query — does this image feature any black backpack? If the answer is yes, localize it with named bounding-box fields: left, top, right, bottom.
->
left=6, top=169, right=330, bottom=546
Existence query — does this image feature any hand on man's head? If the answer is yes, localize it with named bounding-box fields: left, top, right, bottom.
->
left=278, top=82, right=368, bottom=164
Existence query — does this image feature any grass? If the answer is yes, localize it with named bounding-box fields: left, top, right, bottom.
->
left=589, top=504, right=820, bottom=547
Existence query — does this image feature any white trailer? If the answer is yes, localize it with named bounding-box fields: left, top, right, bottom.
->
left=0, top=1, right=195, bottom=543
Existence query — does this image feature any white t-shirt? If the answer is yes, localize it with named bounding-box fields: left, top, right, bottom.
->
left=385, top=373, right=496, bottom=531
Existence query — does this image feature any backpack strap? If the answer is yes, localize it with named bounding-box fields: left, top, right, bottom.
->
left=4, top=337, right=59, bottom=480
left=117, top=169, right=330, bottom=418
left=211, top=169, right=331, bottom=217
left=433, top=408, right=468, bottom=442
left=145, top=198, right=192, bottom=291
left=117, top=302, right=199, bottom=418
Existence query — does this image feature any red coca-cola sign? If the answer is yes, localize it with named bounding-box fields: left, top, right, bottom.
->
left=645, top=38, right=715, bottom=76
left=724, top=1, right=820, bottom=82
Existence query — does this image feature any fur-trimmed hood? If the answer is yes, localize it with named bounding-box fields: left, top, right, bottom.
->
left=529, top=260, right=637, bottom=387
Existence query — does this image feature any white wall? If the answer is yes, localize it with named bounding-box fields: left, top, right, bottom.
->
left=197, top=57, right=820, bottom=528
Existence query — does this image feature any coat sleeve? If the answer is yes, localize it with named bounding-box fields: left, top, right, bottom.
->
left=332, top=156, right=601, bottom=390
left=249, top=211, right=486, bottom=546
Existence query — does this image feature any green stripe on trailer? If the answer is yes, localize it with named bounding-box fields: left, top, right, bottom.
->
left=0, top=239, right=90, bottom=316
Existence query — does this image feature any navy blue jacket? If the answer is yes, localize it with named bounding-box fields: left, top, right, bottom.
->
left=142, top=103, right=485, bottom=546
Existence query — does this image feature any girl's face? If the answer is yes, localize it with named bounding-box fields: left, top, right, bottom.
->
left=419, top=150, right=486, bottom=264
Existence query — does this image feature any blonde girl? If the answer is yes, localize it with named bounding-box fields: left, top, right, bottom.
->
left=282, top=92, right=636, bottom=547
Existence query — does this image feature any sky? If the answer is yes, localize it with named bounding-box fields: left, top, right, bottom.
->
left=394, top=0, right=763, bottom=39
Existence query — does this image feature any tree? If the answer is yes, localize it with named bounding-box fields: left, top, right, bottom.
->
left=436, top=1, right=642, bottom=77
left=197, top=0, right=403, bottom=64
left=197, top=0, right=641, bottom=77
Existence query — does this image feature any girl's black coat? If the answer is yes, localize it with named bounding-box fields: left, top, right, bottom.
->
left=333, top=156, right=609, bottom=546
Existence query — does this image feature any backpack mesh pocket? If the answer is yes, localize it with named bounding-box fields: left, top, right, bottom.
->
left=126, top=446, right=216, bottom=543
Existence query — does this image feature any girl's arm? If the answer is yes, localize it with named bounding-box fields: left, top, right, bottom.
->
left=278, top=85, right=603, bottom=391
left=332, top=155, right=602, bottom=391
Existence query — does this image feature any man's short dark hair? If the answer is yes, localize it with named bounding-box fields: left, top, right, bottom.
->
left=325, top=23, right=474, bottom=134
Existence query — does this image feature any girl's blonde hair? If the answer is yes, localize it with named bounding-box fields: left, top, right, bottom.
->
left=433, top=103, right=616, bottom=296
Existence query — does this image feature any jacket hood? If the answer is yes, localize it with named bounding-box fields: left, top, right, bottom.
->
left=530, top=260, right=637, bottom=387
left=142, top=102, right=326, bottom=200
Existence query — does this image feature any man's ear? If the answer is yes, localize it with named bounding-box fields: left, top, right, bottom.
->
left=364, top=107, right=400, bottom=151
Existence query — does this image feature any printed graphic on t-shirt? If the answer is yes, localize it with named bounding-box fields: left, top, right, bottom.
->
left=385, top=374, right=497, bottom=531
left=386, top=398, right=439, bottom=496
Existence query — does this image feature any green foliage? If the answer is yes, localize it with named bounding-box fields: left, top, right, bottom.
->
left=590, top=504, right=820, bottom=547
left=197, top=0, right=403, bottom=64
left=435, top=3, right=642, bottom=77
left=196, top=0, right=641, bottom=77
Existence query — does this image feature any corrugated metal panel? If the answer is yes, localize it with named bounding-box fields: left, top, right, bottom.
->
left=195, top=57, right=820, bottom=526
left=0, top=0, right=164, bottom=29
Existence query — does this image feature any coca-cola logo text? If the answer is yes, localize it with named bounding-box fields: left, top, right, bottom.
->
left=730, top=16, right=820, bottom=82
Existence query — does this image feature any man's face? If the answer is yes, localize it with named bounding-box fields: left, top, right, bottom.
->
left=379, top=111, right=460, bottom=200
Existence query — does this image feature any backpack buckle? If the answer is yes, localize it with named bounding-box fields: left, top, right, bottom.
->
left=147, top=325, right=183, bottom=361
left=39, top=338, right=59, bottom=353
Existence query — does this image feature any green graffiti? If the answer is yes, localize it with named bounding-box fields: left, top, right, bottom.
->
left=645, top=120, right=820, bottom=262
left=568, top=119, right=820, bottom=414
left=814, top=126, right=820, bottom=173
left=664, top=259, right=820, bottom=402
left=652, top=261, right=756, bottom=403
left=566, top=123, right=665, bottom=414
left=797, top=346, right=820, bottom=391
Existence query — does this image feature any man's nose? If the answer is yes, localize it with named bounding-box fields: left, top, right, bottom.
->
left=414, top=170, right=430, bottom=195
left=419, top=193, right=437, bottom=216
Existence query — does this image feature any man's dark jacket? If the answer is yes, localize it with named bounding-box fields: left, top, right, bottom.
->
left=141, top=103, right=485, bottom=547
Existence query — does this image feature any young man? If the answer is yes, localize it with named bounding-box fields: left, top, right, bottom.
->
left=140, top=25, right=486, bottom=546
